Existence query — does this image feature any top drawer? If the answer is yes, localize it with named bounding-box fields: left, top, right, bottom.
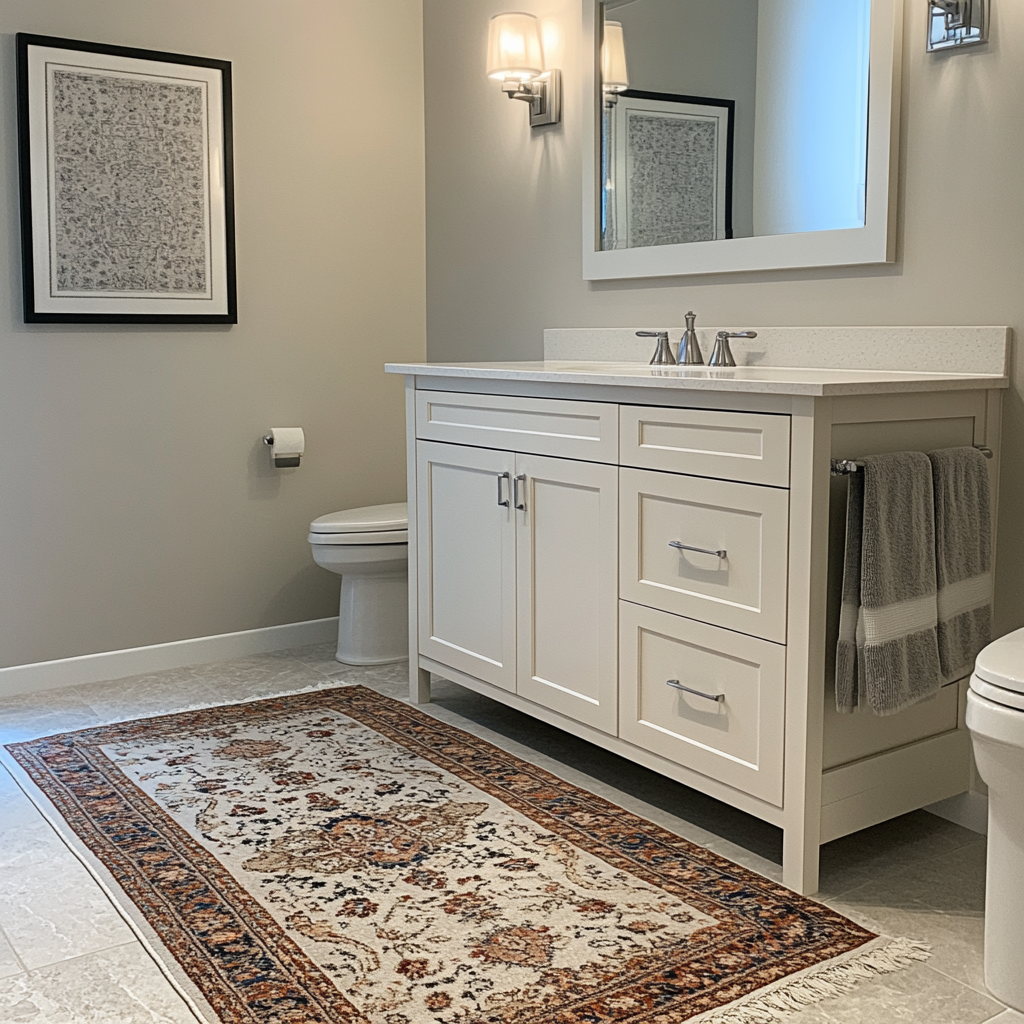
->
left=416, top=391, right=619, bottom=463
left=620, top=405, right=790, bottom=486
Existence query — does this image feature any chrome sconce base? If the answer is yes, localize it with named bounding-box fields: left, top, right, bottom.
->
left=501, top=71, right=562, bottom=127
left=927, top=0, right=988, bottom=51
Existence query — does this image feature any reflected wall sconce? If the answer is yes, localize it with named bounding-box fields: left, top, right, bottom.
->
left=601, top=20, right=629, bottom=99
left=927, top=0, right=988, bottom=50
left=486, top=12, right=561, bottom=127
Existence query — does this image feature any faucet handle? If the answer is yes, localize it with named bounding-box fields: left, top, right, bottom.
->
left=708, top=330, right=757, bottom=368
left=637, top=330, right=677, bottom=366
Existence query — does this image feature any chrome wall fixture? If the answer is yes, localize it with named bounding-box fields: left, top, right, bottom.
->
left=486, top=12, right=561, bottom=127
left=927, top=0, right=988, bottom=51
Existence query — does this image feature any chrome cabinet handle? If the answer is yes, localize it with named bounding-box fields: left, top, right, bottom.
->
left=669, top=540, right=727, bottom=559
left=497, top=472, right=511, bottom=507
left=667, top=679, right=725, bottom=704
left=513, top=474, right=527, bottom=511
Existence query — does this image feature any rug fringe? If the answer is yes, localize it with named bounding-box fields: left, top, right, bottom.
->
left=690, top=936, right=932, bottom=1024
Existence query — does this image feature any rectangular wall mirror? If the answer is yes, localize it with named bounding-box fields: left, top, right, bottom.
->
left=582, top=0, right=904, bottom=279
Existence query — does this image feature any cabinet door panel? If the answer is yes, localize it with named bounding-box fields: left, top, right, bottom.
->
left=516, top=454, right=618, bottom=733
left=416, top=441, right=516, bottom=690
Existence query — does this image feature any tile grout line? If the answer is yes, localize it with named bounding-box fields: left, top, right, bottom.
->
left=0, top=917, right=29, bottom=978
left=928, top=962, right=1009, bottom=1011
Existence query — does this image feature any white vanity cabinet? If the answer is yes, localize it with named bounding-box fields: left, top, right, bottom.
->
left=392, top=361, right=1005, bottom=896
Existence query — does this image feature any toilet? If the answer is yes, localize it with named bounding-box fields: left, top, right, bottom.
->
left=966, top=627, right=1024, bottom=1013
left=308, top=502, right=409, bottom=665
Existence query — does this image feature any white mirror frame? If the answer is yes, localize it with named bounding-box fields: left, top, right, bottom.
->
left=582, top=0, right=904, bottom=280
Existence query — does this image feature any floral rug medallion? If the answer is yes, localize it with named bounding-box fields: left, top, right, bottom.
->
left=6, top=686, right=927, bottom=1023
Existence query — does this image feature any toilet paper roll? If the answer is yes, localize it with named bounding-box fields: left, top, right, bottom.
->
left=267, top=427, right=304, bottom=467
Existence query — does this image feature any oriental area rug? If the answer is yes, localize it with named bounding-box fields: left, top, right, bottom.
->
left=4, top=686, right=929, bottom=1024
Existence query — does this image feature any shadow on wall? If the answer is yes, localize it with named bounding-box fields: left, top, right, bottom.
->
left=247, top=435, right=287, bottom=500
left=262, top=561, right=338, bottom=628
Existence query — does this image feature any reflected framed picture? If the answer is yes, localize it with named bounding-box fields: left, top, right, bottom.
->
left=16, top=34, right=236, bottom=324
left=603, top=90, right=733, bottom=251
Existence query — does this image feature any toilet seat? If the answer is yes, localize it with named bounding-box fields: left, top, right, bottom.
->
left=970, top=626, right=1024, bottom=711
left=308, top=529, right=408, bottom=545
left=309, top=502, right=408, bottom=545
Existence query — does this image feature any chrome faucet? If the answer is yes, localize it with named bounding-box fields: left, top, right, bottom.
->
left=636, top=330, right=677, bottom=366
left=678, top=311, right=704, bottom=365
left=708, top=330, right=757, bottom=368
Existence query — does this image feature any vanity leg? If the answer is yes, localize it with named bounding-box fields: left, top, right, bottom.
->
left=411, top=665, right=431, bottom=704
left=783, top=822, right=820, bottom=895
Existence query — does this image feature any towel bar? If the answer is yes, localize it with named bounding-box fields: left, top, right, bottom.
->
left=830, top=445, right=993, bottom=476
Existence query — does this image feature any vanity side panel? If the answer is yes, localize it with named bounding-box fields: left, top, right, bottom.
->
left=822, top=391, right=988, bottom=769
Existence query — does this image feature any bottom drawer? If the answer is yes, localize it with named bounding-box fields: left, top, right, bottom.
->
left=619, top=601, right=786, bottom=806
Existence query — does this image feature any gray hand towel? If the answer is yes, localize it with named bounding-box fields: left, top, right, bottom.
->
left=836, top=452, right=942, bottom=716
left=928, top=446, right=992, bottom=683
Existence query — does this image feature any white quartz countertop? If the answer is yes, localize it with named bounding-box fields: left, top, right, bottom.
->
left=384, top=360, right=1008, bottom=397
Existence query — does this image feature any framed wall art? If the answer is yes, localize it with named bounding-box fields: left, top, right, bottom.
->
left=16, top=34, right=237, bottom=324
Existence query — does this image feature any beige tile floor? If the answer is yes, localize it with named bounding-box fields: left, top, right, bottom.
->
left=0, top=642, right=1020, bottom=1023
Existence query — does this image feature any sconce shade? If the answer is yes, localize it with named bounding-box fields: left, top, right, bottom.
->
left=601, top=21, right=628, bottom=92
left=487, top=12, right=544, bottom=80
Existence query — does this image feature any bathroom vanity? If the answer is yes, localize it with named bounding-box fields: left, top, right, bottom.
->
left=386, top=328, right=1007, bottom=894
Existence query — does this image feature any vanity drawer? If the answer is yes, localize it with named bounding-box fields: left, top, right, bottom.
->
left=620, top=467, right=789, bottom=642
left=619, top=602, right=786, bottom=806
left=620, top=405, right=790, bottom=486
left=416, top=390, right=619, bottom=463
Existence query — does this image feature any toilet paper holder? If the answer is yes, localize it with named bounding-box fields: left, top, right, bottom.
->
left=263, top=429, right=303, bottom=468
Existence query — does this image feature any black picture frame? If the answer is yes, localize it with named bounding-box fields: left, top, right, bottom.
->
left=16, top=33, right=237, bottom=324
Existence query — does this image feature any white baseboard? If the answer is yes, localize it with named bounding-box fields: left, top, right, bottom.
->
left=926, top=790, right=989, bottom=835
left=0, top=618, right=340, bottom=700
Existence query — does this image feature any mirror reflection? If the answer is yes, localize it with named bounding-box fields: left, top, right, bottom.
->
left=599, top=0, right=871, bottom=251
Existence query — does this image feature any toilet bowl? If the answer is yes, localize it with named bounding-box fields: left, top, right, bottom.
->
left=966, top=627, right=1024, bottom=1013
left=308, top=502, right=408, bottom=665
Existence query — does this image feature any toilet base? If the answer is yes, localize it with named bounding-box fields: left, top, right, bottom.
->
left=335, top=572, right=408, bottom=665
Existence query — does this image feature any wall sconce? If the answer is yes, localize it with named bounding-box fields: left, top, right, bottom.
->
left=601, top=21, right=629, bottom=98
left=927, top=0, right=988, bottom=50
left=486, top=12, right=561, bottom=127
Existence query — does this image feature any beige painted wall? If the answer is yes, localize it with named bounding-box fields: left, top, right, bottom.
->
left=0, top=1, right=426, bottom=667
left=424, top=0, right=1024, bottom=635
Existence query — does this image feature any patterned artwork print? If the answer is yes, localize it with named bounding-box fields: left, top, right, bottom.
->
left=627, top=113, right=718, bottom=248
left=49, top=69, right=208, bottom=295
left=8, top=688, right=880, bottom=1024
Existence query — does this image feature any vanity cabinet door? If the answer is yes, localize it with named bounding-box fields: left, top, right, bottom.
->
left=515, top=454, right=619, bottom=734
left=416, top=441, right=517, bottom=691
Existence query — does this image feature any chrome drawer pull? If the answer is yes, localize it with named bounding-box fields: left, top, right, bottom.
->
left=497, top=472, right=511, bottom=507
left=513, top=473, right=527, bottom=511
left=669, top=540, right=727, bottom=559
left=666, top=679, right=725, bottom=703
